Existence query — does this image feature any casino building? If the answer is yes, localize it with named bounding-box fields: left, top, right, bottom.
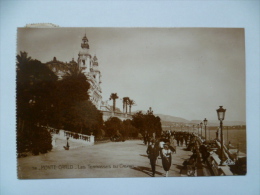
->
left=46, top=34, right=107, bottom=110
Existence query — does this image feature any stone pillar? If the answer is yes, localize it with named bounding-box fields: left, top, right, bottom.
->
left=90, top=135, right=95, bottom=145
left=52, top=136, right=56, bottom=147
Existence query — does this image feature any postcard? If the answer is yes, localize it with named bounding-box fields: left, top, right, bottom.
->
left=16, top=27, right=246, bottom=179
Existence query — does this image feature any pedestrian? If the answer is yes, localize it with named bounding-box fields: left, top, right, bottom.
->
left=184, top=134, right=189, bottom=146
left=147, top=136, right=151, bottom=146
left=176, top=135, right=180, bottom=146
left=146, top=139, right=159, bottom=177
left=180, top=135, right=184, bottom=146
left=161, top=143, right=172, bottom=177
left=159, top=138, right=165, bottom=158
left=180, top=150, right=197, bottom=176
left=199, top=142, right=209, bottom=164
left=169, top=136, right=176, bottom=153
left=154, top=138, right=160, bottom=165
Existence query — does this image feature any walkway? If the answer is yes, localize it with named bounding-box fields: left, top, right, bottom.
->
left=18, top=140, right=194, bottom=179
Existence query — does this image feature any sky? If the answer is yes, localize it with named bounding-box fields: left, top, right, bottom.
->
left=17, top=27, right=246, bottom=122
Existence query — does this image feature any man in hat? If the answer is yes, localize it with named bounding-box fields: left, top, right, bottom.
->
left=146, top=139, right=159, bottom=177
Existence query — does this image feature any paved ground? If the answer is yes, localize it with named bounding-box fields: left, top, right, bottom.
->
left=17, top=140, right=193, bottom=179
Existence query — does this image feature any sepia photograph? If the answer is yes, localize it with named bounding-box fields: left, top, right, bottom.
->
left=16, top=27, right=246, bottom=179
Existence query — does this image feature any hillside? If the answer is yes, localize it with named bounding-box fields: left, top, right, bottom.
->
left=131, top=111, right=246, bottom=126
left=155, top=114, right=246, bottom=126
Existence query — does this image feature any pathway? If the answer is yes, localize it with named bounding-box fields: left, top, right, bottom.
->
left=17, top=140, right=194, bottom=179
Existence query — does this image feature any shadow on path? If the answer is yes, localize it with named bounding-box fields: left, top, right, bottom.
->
left=139, top=154, right=148, bottom=158
left=173, top=164, right=183, bottom=171
left=137, top=144, right=146, bottom=146
left=131, top=166, right=164, bottom=177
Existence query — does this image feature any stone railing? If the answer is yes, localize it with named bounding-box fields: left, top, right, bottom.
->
left=45, top=127, right=95, bottom=148
left=62, top=130, right=94, bottom=145
left=207, top=140, right=234, bottom=176
left=102, top=111, right=133, bottom=120
left=194, top=135, right=234, bottom=176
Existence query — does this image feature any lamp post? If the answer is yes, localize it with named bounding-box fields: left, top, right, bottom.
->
left=216, top=106, right=226, bottom=165
left=204, top=118, right=208, bottom=140
left=226, top=126, right=229, bottom=149
left=200, top=122, right=203, bottom=138
left=193, top=125, right=194, bottom=133
left=197, top=124, right=199, bottom=136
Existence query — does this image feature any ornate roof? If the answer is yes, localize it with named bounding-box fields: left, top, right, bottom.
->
left=81, top=34, right=89, bottom=49
left=82, top=34, right=88, bottom=42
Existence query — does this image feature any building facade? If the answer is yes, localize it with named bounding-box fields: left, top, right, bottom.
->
left=78, top=34, right=102, bottom=109
left=46, top=34, right=103, bottom=110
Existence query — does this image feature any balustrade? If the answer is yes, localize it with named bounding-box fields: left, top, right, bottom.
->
left=44, top=126, right=95, bottom=146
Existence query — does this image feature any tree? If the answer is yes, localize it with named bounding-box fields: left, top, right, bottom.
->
left=131, top=108, right=162, bottom=138
left=62, top=62, right=83, bottom=79
left=109, top=93, right=119, bottom=112
left=131, top=111, right=145, bottom=135
left=61, top=100, right=103, bottom=135
left=122, top=119, right=138, bottom=138
left=16, top=51, right=104, bottom=155
left=52, top=64, right=103, bottom=134
left=127, top=99, right=135, bottom=114
left=16, top=52, right=57, bottom=155
left=122, top=97, right=129, bottom=113
left=104, top=117, right=123, bottom=137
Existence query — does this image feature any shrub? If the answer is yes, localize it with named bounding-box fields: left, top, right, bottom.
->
left=17, top=124, right=52, bottom=156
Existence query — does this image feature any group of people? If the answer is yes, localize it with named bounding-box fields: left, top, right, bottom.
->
left=146, top=138, right=173, bottom=177
left=145, top=131, right=198, bottom=177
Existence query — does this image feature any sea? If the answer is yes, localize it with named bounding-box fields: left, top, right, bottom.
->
left=207, top=129, right=246, bottom=154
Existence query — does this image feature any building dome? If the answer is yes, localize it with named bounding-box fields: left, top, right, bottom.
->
left=79, top=49, right=89, bottom=55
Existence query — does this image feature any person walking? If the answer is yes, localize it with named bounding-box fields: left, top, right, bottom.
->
left=161, top=143, right=172, bottom=177
left=175, top=134, right=180, bottom=146
left=180, top=134, right=184, bottom=146
left=146, top=139, right=159, bottom=177
left=169, top=136, right=176, bottom=153
left=199, top=142, right=209, bottom=164
left=159, top=138, right=165, bottom=159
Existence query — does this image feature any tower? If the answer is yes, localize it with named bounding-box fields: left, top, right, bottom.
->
left=92, top=55, right=101, bottom=84
left=78, top=34, right=91, bottom=74
left=77, top=34, right=102, bottom=110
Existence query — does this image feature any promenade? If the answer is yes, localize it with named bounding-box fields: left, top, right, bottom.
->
left=18, top=140, right=195, bottom=179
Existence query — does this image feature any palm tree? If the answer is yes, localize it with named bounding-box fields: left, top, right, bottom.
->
left=16, top=51, right=32, bottom=70
left=16, top=51, right=32, bottom=132
left=122, top=97, right=129, bottom=113
left=63, top=63, right=83, bottom=79
left=128, top=99, right=135, bottom=114
left=109, top=93, right=119, bottom=113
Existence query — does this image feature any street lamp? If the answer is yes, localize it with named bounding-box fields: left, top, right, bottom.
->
left=200, top=122, right=203, bottom=137
left=204, top=118, right=208, bottom=140
left=197, top=124, right=199, bottom=136
left=216, top=106, right=226, bottom=165
left=225, top=126, right=230, bottom=150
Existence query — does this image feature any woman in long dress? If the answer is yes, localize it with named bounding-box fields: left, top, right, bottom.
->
left=161, top=143, right=172, bottom=177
